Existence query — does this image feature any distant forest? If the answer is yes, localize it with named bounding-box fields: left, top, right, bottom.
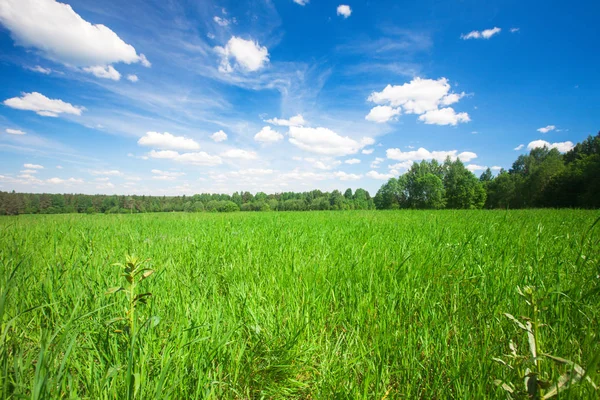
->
left=1, top=132, right=598, bottom=215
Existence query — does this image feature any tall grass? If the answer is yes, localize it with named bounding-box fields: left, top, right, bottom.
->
left=0, top=210, right=598, bottom=398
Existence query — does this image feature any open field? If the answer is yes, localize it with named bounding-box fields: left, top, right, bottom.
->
left=1, top=210, right=599, bottom=398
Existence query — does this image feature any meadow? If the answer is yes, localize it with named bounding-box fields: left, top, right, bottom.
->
left=0, top=210, right=598, bottom=399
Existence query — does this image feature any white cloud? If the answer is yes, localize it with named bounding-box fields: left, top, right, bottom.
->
left=20, top=169, right=38, bottom=174
left=230, top=168, right=274, bottom=176
left=386, top=147, right=478, bottom=162
left=215, top=36, right=269, bottom=72
left=334, top=171, right=362, bottom=181
left=491, top=166, right=502, bottom=171
left=0, top=0, right=149, bottom=68
left=537, top=125, right=556, bottom=133
left=220, top=148, right=258, bottom=160
left=56, top=165, right=63, bottom=169
left=6, top=128, right=26, bottom=135
left=527, top=140, right=574, bottom=153
left=514, top=144, right=524, bottom=151
left=254, top=126, right=283, bottom=143
left=294, top=0, right=309, bottom=5
left=365, top=105, right=401, bottom=123
left=371, top=157, right=384, bottom=168
left=418, top=107, right=471, bottom=125
left=149, top=150, right=222, bottom=166
left=362, top=148, right=374, bottom=155
left=344, top=158, right=361, bottom=164
left=138, top=131, right=200, bottom=151
left=367, top=77, right=469, bottom=125
left=90, top=169, right=121, bottom=176
left=265, top=114, right=305, bottom=127
left=367, top=170, right=395, bottom=180
left=337, top=5, right=352, bottom=18
left=466, top=164, right=487, bottom=172
left=151, top=169, right=185, bottom=181
left=213, top=16, right=230, bottom=26
left=3, top=92, right=84, bottom=117
left=510, top=28, right=520, bottom=33
left=24, top=163, right=44, bottom=169
left=299, top=157, right=341, bottom=170
left=289, top=126, right=374, bottom=156
left=388, top=160, right=414, bottom=170
left=47, top=177, right=83, bottom=184
left=127, top=74, right=139, bottom=82
left=210, top=130, right=228, bottom=142
left=83, top=65, right=121, bottom=80
left=461, top=27, right=502, bottom=40
left=29, top=65, right=51, bottom=74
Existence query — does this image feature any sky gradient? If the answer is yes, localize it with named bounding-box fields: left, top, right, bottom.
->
left=0, top=0, right=598, bottom=195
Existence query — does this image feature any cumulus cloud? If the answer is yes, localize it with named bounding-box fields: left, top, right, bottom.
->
left=254, top=126, right=283, bottom=143
left=334, top=171, right=362, bottom=181
left=289, top=126, right=374, bottom=156
left=418, top=107, right=470, bottom=126
left=149, top=150, right=222, bottom=166
left=210, top=130, right=228, bottom=142
left=367, top=77, right=469, bottom=125
left=0, top=0, right=149, bottom=69
left=127, top=74, right=138, bottom=82
left=265, top=114, right=305, bottom=127
left=461, top=27, right=502, bottom=40
left=293, top=0, right=309, bottom=5
left=47, top=177, right=83, bottom=184
left=466, top=164, right=487, bottom=172
left=220, top=149, right=258, bottom=160
left=491, top=166, right=502, bottom=171
left=537, top=125, right=556, bottom=133
left=510, top=28, right=520, bottom=33
left=365, top=105, right=401, bottom=123
left=367, top=170, right=395, bottom=180
left=215, top=36, right=269, bottom=73
left=371, top=157, right=384, bottom=168
left=138, top=131, right=200, bottom=151
left=344, top=158, right=361, bottom=164
left=6, top=128, right=26, bottom=135
left=151, top=169, right=185, bottom=181
left=388, top=160, right=414, bottom=171
left=83, top=65, right=121, bottom=80
left=527, top=140, right=574, bottom=153
left=24, top=163, right=44, bottom=169
left=90, top=169, right=121, bottom=176
left=514, top=144, right=524, bottom=151
left=337, top=5, right=352, bottom=18
left=362, top=148, right=374, bottom=155
left=386, top=147, right=478, bottom=162
left=3, top=92, right=84, bottom=117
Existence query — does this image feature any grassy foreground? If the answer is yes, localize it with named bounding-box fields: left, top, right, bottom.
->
left=0, top=210, right=599, bottom=398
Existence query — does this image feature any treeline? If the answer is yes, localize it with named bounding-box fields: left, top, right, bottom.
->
left=0, top=188, right=375, bottom=215
left=1, top=132, right=598, bottom=215
left=375, top=132, right=600, bottom=209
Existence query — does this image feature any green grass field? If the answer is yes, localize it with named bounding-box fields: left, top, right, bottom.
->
left=1, top=210, right=599, bottom=398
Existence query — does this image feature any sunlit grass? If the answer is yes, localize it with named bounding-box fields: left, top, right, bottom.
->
left=0, top=210, right=598, bottom=398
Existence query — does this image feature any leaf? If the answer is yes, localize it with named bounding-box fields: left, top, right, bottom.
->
left=526, top=321, right=537, bottom=359
left=105, top=287, right=123, bottom=295
left=150, top=316, right=161, bottom=328
left=134, top=292, right=152, bottom=304
left=493, top=379, right=514, bottom=393
left=105, top=317, right=126, bottom=325
left=139, top=269, right=155, bottom=281
left=504, top=313, right=527, bottom=331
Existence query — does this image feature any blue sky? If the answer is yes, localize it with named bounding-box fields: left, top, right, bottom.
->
left=0, top=0, right=598, bottom=195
